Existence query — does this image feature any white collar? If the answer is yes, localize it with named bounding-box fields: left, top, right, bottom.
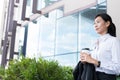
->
left=99, top=34, right=111, bottom=41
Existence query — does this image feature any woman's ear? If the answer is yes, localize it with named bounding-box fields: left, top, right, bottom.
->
left=106, top=21, right=110, bottom=27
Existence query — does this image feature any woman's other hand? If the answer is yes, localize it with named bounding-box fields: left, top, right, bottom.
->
left=80, top=52, right=99, bottom=66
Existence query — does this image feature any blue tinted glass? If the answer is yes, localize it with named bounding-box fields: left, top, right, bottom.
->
left=56, top=13, right=79, bottom=54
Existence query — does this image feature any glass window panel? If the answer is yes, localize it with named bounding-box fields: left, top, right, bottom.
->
left=56, top=13, right=79, bottom=54
left=38, top=10, right=57, bottom=56
left=55, top=53, right=77, bottom=67
left=43, top=56, right=54, bottom=60
left=39, top=0, right=60, bottom=8
left=56, top=8, right=64, bottom=18
left=37, top=0, right=45, bottom=9
left=37, top=0, right=42, bottom=10
left=78, top=9, right=98, bottom=51
left=45, top=0, right=60, bottom=6
left=26, top=0, right=33, bottom=17
left=15, top=27, right=25, bottom=52
left=27, top=0, right=31, bottom=6
left=97, top=1, right=107, bottom=11
left=26, top=22, right=40, bottom=58
left=98, top=0, right=106, bottom=4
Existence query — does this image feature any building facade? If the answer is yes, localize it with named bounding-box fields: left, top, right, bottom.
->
left=0, top=0, right=119, bottom=67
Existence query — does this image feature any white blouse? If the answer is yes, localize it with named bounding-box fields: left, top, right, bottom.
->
left=91, top=34, right=120, bottom=75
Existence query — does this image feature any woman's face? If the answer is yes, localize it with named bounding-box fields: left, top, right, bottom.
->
left=94, top=16, right=110, bottom=35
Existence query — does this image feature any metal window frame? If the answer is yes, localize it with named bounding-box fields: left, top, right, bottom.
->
left=16, top=0, right=19, bottom=3
left=1, top=0, right=15, bottom=67
left=21, top=0, right=30, bottom=21
left=32, top=0, right=38, bottom=13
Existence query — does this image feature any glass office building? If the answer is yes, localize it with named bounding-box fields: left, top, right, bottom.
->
left=0, top=0, right=107, bottom=67
left=23, top=0, right=106, bottom=67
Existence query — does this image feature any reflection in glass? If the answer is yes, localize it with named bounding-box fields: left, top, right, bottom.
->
left=55, top=53, right=77, bottom=67
left=26, top=22, right=40, bottom=58
left=26, top=0, right=33, bottom=17
left=43, top=0, right=59, bottom=7
left=38, top=10, right=57, bottom=57
left=56, top=13, right=79, bottom=54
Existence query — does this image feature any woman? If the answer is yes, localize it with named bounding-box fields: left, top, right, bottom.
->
left=80, top=13, right=120, bottom=80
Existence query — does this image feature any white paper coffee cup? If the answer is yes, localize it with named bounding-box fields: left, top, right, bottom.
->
left=81, top=48, right=90, bottom=54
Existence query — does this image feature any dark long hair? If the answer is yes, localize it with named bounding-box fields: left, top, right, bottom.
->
left=95, top=13, right=116, bottom=37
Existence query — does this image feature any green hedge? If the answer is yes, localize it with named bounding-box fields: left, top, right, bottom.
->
left=0, top=57, right=73, bottom=80
left=117, top=76, right=120, bottom=80
left=1, top=57, right=119, bottom=80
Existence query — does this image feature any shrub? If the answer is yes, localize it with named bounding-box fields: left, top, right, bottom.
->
left=0, top=57, right=73, bottom=80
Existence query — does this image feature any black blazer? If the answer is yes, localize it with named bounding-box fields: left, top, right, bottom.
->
left=73, top=61, right=96, bottom=80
